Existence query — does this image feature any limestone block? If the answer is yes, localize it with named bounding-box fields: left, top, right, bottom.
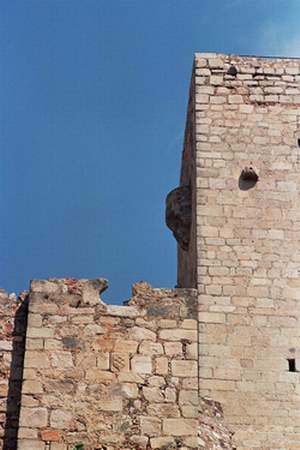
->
left=84, top=324, right=105, bottom=335
left=97, top=352, right=110, bottom=370
left=24, top=351, right=50, bottom=369
left=50, top=351, right=74, bottom=368
left=120, top=382, right=139, bottom=399
left=181, top=404, right=199, bottom=418
left=18, top=428, right=38, bottom=439
left=179, top=390, right=198, bottom=405
left=50, top=409, right=73, bottom=429
left=130, top=326, right=156, bottom=341
left=27, top=314, right=42, bottom=327
left=228, top=94, right=243, bottom=103
left=85, top=369, right=116, bottom=382
left=71, top=314, right=94, bottom=324
left=159, top=329, right=197, bottom=342
left=182, top=378, right=198, bottom=390
left=148, top=376, right=165, bottom=387
left=98, top=397, right=123, bottom=411
left=18, top=439, right=45, bottom=450
left=159, top=319, right=177, bottom=328
left=186, top=342, right=197, bottom=359
left=30, top=279, right=60, bottom=294
left=50, top=444, right=67, bottom=450
left=143, top=387, right=164, bottom=403
left=114, top=339, right=139, bottom=353
left=44, top=339, right=63, bottom=350
left=180, top=319, right=197, bottom=329
left=75, top=352, right=97, bottom=369
left=22, top=380, right=43, bottom=394
left=171, top=360, right=197, bottom=377
left=147, top=403, right=180, bottom=418
left=150, top=436, right=175, bottom=449
left=26, top=338, right=43, bottom=350
left=210, top=75, right=223, bottom=85
left=198, top=312, right=225, bottom=324
left=140, top=416, right=161, bottom=436
left=106, top=304, right=140, bottom=317
left=162, top=418, right=198, bottom=436
left=0, top=381, right=8, bottom=397
left=165, top=387, right=176, bottom=403
left=164, top=341, right=182, bottom=356
left=26, top=327, right=54, bottom=338
left=131, top=355, right=152, bottom=373
left=139, top=341, right=163, bottom=355
left=118, top=371, right=144, bottom=383
left=0, top=340, right=12, bottom=351
left=155, top=357, right=169, bottom=375
left=20, top=407, right=48, bottom=428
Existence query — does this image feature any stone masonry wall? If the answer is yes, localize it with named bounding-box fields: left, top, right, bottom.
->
left=17, top=278, right=201, bottom=450
left=0, top=290, right=27, bottom=450
left=192, top=52, right=300, bottom=449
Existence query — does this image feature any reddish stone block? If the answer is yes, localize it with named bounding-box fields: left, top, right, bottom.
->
left=40, top=429, right=61, bottom=442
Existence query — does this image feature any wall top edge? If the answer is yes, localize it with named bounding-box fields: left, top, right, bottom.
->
left=27, top=278, right=198, bottom=318
left=194, top=52, right=300, bottom=62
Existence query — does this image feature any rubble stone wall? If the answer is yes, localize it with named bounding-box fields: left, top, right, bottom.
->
left=193, top=53, right=300, bottom=449
left=17, top=279, right=201, bottom=450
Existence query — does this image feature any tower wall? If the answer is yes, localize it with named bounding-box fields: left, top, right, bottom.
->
left=192, top=53, right=300, bottom=449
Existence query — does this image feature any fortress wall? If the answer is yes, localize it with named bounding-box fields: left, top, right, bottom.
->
left=0, top=290, right=27, bottom=450
left=17, top=278, right=200, bottom=450
left=194, top=53, right=300, bottom=449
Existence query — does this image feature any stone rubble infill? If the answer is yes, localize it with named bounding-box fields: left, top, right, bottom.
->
left=198, top=397, right=235, bottom=449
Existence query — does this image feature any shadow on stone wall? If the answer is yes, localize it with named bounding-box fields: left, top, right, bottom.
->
left=3, top=296, right=28, bottom=450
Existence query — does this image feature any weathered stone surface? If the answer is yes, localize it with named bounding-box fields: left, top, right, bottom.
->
left=150, top=436, right=175, bottom=448
left=20, top=407, right=48, bottom=428
left=162, top=418, right=198, bottom=436
left=131, top=355, right=152, bottom=374
left=140, top=416, right=161, bottom=436
left=171, top=360, right=198, bottom=377
left=50, top=410, right=73, bottom=429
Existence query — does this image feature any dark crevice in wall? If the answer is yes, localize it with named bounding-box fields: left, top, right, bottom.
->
left=288, top=359, right=297, bottom=372
left=238, top=167, right=259, bottom=191
left=3, top=297, right=28, bottom=450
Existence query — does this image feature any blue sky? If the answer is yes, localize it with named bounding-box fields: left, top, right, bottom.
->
left=1, top=0, right=299, bottom=304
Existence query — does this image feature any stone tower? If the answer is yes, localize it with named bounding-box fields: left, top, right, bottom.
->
left=167, top=52, right=300, bottom=448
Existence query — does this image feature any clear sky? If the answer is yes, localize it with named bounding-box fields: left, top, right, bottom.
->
left=1, top=0, right=300, bottom=304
